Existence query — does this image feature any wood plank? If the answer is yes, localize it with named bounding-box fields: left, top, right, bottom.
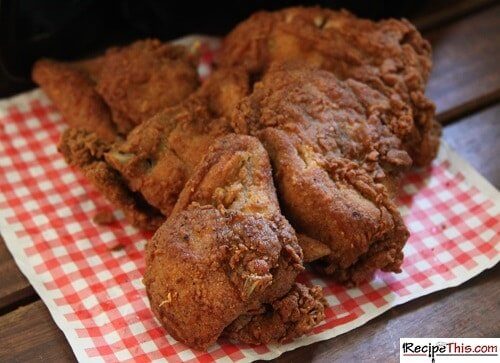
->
left=443, top=104, right=500, bottom=188
left=0, top=236, right=34, bottom=311
left=411, top=0, right=497, bottom=31
left=274, top=265, right=499, bottom=362
left=425, top=5, right=500, bottom=124
left=0, top=300, right=75, bottom=362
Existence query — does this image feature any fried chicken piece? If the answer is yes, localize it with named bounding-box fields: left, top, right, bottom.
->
left=56, top=67, right=248, bottom=228
left=224, top=283, right=325, bottom=345
left=105, top=67, right=249, bottom=217
left=297, top=234, right=332, bottom=263
left=95, top=39, right=200, bottom=134
left=71, top=56, right=105, bottom=83
left=58, top=128, right=164, bottom=230
left=144, top=134, right=325, bottom=350
left=32, top=59, right=118, bottom=142
left=232, top=67, right=410, bottom=285
left=219, top=6, right=440, bottom=166
left=33, top=39, right=199, bottom=139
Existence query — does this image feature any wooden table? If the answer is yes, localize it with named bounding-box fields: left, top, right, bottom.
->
left=0, top=1, right=499, bottom=361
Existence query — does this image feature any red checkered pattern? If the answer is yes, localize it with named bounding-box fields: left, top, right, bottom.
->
left=0, top=37, right=499, bottom=362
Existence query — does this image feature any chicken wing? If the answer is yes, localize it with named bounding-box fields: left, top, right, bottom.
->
left=95, top=39, right=199, bottom=133
left=58, top=67, right=249, bottom=228
left=58, top=128, right=164, bottom=230
left=104, top=67, right=249, bottom=216
left=224, top=283, right=325, bottom=345
left=33, top=39, right=199, bottom=138
left=232, top=67, right=409, bottom=285
left=219, top=7, right=440, bottom=166
left=32, top=59, right=118, bottom=142
left=144, top=134, right=325, bottom=350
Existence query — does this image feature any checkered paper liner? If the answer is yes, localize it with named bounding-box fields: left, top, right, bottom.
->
left=0, top=37, right=499, bottom=363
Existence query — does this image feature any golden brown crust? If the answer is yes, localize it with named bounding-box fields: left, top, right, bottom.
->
left=104, top=68, right=249, bottom=216
left=232, top=67, right=409, bottom=285
left=103, top=102, right=228, bottom=216
left=40, top=64, right=248, bottom=227
left=29, top=10, right=442, bottom=349
left=261, top=128, right=407, bottom=285
left=144, top=134, right=324, bottom=350
left=224, top=283, right=326, bottom=345
left=71, top=55, right=105, bottom=83
left=233, top=67, right=412, bottom=188
left=219, top=6, right=440, bottom=165
left=58, top=128, right=164, bottom=230
left=297, top=234, right=332, bottom=263
left=95, top=39, right=200, bottom=133
left=32, top=59, right=118, bottom=143
left=171, top=134, right=280, bottom=218
left=33, top=39, right=200, bottom=139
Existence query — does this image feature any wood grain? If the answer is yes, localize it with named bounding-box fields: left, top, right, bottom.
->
left=0, top=300, right=75, bottom=362
left=274, top=265, right=499, bottom=363
left=0, top=238, right=34, bottom=311
left=412, top=0, right=497, bottom=31
left=443, top=104, right=500, bottom=188
left=425, top=4, right=500, bottom=124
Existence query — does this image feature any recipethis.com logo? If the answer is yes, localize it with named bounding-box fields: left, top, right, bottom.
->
left=400, top=338, right=499, bottom=363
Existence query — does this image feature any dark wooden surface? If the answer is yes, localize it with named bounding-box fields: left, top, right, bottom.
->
left=412, top=0, right=497, bottom=30
left=425, top=4, right=500, bottom=124
left=0, top=240, right=33, bottom=311
left=443, top=104, right=500, bottom=187
left=0, top=2, right=499, bottom=362
left=275, top=266, right=499, bottom=363
left=0, top=301, right=75, bottom=362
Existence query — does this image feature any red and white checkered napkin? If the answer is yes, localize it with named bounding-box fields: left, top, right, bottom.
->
left=0, top=38, right=499, bottom=363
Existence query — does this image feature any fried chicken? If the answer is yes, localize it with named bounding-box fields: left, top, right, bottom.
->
left=58, top=128, right=164, bottom=230
left=224, top=283, right=325, bottom=345
left=144, top=134, right=325, bottom=350
left=33, top=39, right=199, bottom=138
left=58, top=67, right=248, bottom=227
left=95, top=39, right=200, bottom=134
left=31, top=7, right=443, bottom=350
left=104, top=67, right=249, bottom=217
left=72, top=55, right=105, bottom=83
left=219, top=7, right=440, bottom=166
left=32, top=59, right=118, bottom=142
left=231, top=67, right=410, bottom=285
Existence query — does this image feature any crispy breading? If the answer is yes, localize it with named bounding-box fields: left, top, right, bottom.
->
left=33, top=40, right=199, bottom=139
left=32, top=59, right=118, bottom=142
left=219, top=7, right=440, bottom=165
left=224, top=283, right=325, bottom=345
left=232, top=67, right=409, bottom=285
left=58, top=128, right=164, bottom=230
left=30, top=8, right=444, bottom=350
left=53, top=67, right=248, bottom=227
left=144, top=134, right=325, bottom=350
left=105, top=67, right=249, bottom=216
left=71, top=55, right=105, bottom=83
left=96, top=39, right=200, bottom=133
